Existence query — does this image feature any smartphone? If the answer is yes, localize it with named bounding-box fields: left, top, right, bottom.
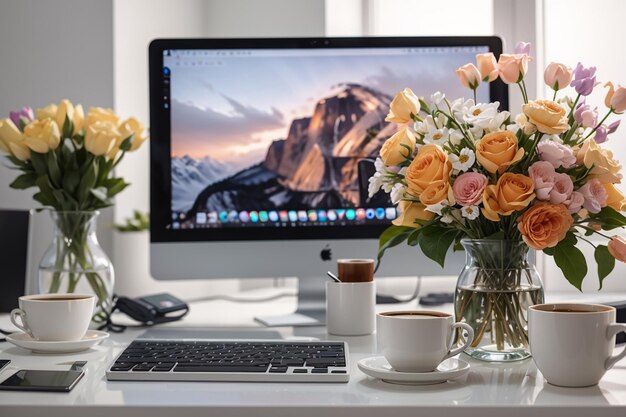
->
left=0, top=369, right=84, bottom=392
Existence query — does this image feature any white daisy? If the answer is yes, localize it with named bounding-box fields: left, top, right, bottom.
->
left=430, top=92, right=445, bottom=108
left=484, top=111, right=510, bottom=133
left=390, top=183, right=406, bottom=204
left=368, top=158, right=399, bottom=197
left=424, top=127, right=449, bottom=145
left=464, top=102, right=500, bottom=129
left=449, top=129, right=464, bottom=146
left=426, top=200, right=449, bottom=216
left=461, top=205, right=480, bottom=220
left=449, top=148, right=475, bottom=172
left=450, top=98, right=475, bottom=123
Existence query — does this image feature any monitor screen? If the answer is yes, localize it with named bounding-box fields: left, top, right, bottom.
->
left=150, top=37, right=506, bottom=243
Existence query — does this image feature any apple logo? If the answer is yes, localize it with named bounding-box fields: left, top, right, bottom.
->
left=320, top=245, right=332, bottom=261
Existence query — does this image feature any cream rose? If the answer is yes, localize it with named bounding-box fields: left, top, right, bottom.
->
left=392, top=200, right=434, bottom=228
left=380, top=128, right=416, bottom=166
left=385, top=88, right=420, bottom=124
left=36, top=104, right=58, bottom=120
left=517, top=202, right=573, bottom=250
left=118, top=117, right=148, bottom=152
left=475, top=131, right=525, bottom=174
left=405, top=144, right=452, bottom=197
left=0, top=118, right=30, bottom=161
left=481, top=173, right=535, bottom=221
left=85, top=107, right=119, bottom=127
left=576, top=139, right=622, bottom=184
left=85, top=121, right=120, bottom=157
left=522, top=100, right=569, bottom=134
left=23, top=118, right=61, bottom=153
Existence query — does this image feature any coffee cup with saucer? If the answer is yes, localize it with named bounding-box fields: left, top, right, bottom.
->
left=8, top=293, right=109, bottom=353
left=358, top=310, right=474, bottom=385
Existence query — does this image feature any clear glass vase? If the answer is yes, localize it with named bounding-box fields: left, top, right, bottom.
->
left=454, top=239, right=544, bottom=362
left=38, top=211, right=114, bottom=322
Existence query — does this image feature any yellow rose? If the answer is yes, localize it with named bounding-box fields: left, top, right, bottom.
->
left=517, top=202, right=573, bottom=250
left=55, top=99, right=74, bottom=132
left=419, top=180, right=451, bottom=206
left=380, top=128, right=415, bottom=166
left=23, top=118, right=61, bottom=153
left=85, top=107, right=119, bottom=127
left=405, top=144, right=452, bottom=197
left=118, top=117, right=148, bottom=151
left=85, top=121, right=120, bottom=157
left=0, top=119, right=30, bottom=161
left=481, top=173, right=535, bottom=221
left=36, top=104, right=58, bottom=120
left=73, top=104, right=85, bottom=134
left=603, top=183, right=626, bottom=211
left=576, top=139, right=622, bottom=183
left=392, top=200, right=434, bottom=228
left=385, top=88, right=420, bottom=124
left=475, top=131, right=524, bottom=174
left=522, top=99, right=569, bottom=134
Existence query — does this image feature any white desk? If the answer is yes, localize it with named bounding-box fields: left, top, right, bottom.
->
left=1, top=291, right=626, bottom=417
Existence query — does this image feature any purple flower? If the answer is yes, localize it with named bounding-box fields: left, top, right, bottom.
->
left=9, top=106, right=34, bottom=128
left=570, top=63, right=599, bottom=96
left=594, top=125, right=608, bottom=143
left=608, top=120, right=620, bottom=134
left=515, top=41, right=531, bottom=55
left=573, top=100, right=598, bottom=128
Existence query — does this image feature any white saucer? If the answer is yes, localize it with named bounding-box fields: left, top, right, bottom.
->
left=358, top=356, right=470, bottom=385
left=6, top=330, right=109, bottom=354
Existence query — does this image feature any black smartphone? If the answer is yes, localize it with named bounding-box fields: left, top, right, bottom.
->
left=0, top=360, right=10, bottom=372
left=0, top=369, right=84, bottom=392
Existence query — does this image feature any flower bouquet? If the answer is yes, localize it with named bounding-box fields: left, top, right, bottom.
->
left=370, top=42, right=626, bottom=360
left=0, top=100, right=147, bottom=320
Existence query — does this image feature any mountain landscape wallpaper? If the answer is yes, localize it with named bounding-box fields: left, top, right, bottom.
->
left=167, top=49, right=489, bottom=216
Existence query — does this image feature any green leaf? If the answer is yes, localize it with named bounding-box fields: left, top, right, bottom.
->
left=589, top=206, right=626, bottom=230
left=9, top=173, right=37, bottom=189
left=62, top=114, right=74, bottom=139
left=418, top=226, right=458, bottom=268
left=62, top=170, right=80, bottom=195
left=46, top=151, right=62, bottom=188
left=33, top=191, right=56, bottom=207
left=554, top=244, right=587, bottom=291
left=107, top=179, right=129, bottom=197
left=29, top=152, right=48, bottom=176
left=595, top=245, right=615, bottom=290
left=119, top=134, right=135, bottom=152
left=376, top=226, right=413, bottom=271
left=77, top=163, right=97, bottom=203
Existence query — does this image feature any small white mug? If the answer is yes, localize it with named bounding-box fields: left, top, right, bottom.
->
left=529, top=303, right=626, bottom=387
left=326, top=281, right=375, bottom=336
left=377, top=310, right=474, bottom=372
left=10, top=294, right=95, bottom=341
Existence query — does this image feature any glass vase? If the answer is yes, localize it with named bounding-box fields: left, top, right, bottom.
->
left=38, top=211, right=114, bottom=323
left=454, top=239, right=544, bottom=362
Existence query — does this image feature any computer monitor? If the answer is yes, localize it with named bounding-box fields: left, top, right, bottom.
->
left=149, top=37, right=507, bottom=326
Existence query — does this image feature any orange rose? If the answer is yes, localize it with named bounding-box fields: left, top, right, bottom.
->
left=380, top=128, right=416, bottom=166
left=517, top=203, right=573, bottom=250
left=576, top=139, right=622, bottom=184
left=419, top=180, right=451, bottom=206
left=608, top=236, right=626, bottom=262
left=405, top=144, right=452, bottom=197
left=481, top=173, right=535, bottom=221
left=385, top=88, right=420, bottom=124
left=522, top=100, right=569, bottom=135
left=604, top=183, right=626, bottom=212
left=392, top=200, right=434, bottom=228
left=475, top=131, right=524, bottom=174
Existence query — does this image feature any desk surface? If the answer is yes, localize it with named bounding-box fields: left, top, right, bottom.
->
left=1, top=291, right=626, bottom=417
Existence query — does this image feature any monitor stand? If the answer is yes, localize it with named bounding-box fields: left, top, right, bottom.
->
left=254, top=277, right=325, bottom=327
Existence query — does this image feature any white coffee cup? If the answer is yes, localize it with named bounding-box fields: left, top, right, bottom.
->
left=10, top=294, right=95, bottom=341
left=529, top=303, right=626, bottom=387
left=326, top=281, right=375, bottom=336
left=377, top=310, right=474, bottom=372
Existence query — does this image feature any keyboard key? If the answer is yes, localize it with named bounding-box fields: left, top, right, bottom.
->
left=269, top=367, right=288, bottom=373
left=311, top=368, right=328, bottom=374
left=132, top=364, right=154, bottom=372
left=292, top=368, right=308, bottom=373
left=331, top=370, right=347, bottom=374
left=152, top=364, right=175, bottom=372
left=173, top=365, right=269, bottom=373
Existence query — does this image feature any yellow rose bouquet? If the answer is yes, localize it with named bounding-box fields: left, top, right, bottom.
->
left=0, top=99, right=147, bottom=319
left=370, top=42, right=626, bottom=359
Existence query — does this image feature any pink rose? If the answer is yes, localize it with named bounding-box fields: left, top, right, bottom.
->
left=476, top=53, right=498, bottom=82
left=579, top=179, right=608, bottom=213
left=536, top=138, right=576, bottom=169
left=549, top=173, right=573, bottom=204
left=528, top=161, right=555, bottom=200
left=453, top=172, right=488, bottom=206
left=455, top=63, right=481, bottom=89
left=544, top=62, right=572, bottom=91
left=498, top=53, right=531, bottom=84
left=565, top=191, right=584, bottom=214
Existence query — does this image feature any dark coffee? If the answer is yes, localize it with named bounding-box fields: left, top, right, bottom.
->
left=337, top=259, right=374, bottom=283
